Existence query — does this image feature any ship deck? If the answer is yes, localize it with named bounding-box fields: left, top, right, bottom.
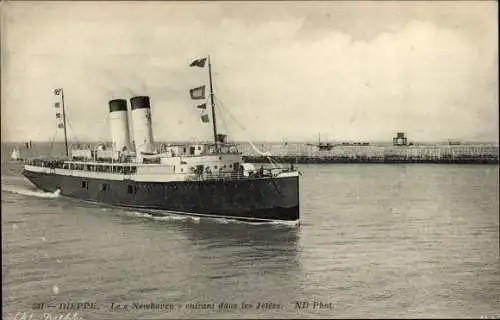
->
left=23, top=158, right=298, bottom=182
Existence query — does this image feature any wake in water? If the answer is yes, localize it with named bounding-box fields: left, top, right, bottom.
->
left=125, top=209, right=299, bottom=227
left=1, top=184, right=61, bottom=199
left=127, top=210, right=201, bottom=224
left=198, top=216, right=300, bottom=227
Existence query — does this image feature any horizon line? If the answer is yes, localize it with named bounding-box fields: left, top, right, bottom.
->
left=2, top=139, right=499, bottom=145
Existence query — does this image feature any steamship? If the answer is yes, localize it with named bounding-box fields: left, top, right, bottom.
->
left=21, top=57, right=300, bottom=222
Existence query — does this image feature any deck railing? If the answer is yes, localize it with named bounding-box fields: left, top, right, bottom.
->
left=24, top=158, right=297, bottom=181
left=184, top=167, right=295, bottom=181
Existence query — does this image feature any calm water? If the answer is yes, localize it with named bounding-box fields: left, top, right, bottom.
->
left=2, top=159, right=499, bottom=319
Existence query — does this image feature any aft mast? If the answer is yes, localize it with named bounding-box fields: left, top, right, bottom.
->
left=189, top=55, right=220, bottom=152
left=207, top=56, right=219, bottom=152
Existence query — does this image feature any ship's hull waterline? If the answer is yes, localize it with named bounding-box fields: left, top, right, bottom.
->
left=22, top=170, right=300, bottom=222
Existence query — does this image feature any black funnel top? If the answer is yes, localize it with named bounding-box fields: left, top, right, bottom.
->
left=130, top=96, right=151, bottom=110
left=108, top=99, right=128, bottom=112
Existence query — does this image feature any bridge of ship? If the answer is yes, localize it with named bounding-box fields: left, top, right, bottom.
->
left=70, top=142, right=242, bottom=160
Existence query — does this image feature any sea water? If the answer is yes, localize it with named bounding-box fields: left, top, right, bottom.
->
left=2, top=144, right=499, bottom=319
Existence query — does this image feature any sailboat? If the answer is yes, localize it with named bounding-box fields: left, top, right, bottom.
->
left=21, top=56, right=300, bottom=222
left=307, top=133, right=335, bottom=151
left=11, top=147, right=21, bottom=161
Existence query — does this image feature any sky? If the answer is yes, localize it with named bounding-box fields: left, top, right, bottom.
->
left=1, top=1, right=498, bottom=143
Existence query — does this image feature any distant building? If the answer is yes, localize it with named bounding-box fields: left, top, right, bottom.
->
left=393, top=132, right=408, bottom=146
left=340, top=142, right=370, bottom=146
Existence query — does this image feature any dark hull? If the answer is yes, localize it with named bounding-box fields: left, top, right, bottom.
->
left=22, top=170, right=300, bottom=222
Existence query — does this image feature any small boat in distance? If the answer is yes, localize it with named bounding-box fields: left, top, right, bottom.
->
left=307, top=133, right=336, bottom=151
left=21, top=56, right=300, bottom=223
left=11, top=147, right=21, bottom=161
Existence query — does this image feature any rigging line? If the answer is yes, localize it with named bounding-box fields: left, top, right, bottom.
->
left=49, top=128, right=58, bottom=158
left=213, top=96, right=261, bottom=145
left=213, top=96, right=249, bottom=138
left=64, top=119, right=83, bottom=148
left=211, top=81, right=248, bottom=133
left=210, top=66, right=260, bottom=148
left=214, top=96, right=266, bottom=149
left=214, top=101, right=230, bottom=139
left=211, top=76, right=282, bottom=168
left=61, top=104, right=80, bottom=146
left=212, top=91, right=272, bottom=156
left=214, top=97, right=283, bottom=167
left=214, top=95, right=280, bottom=168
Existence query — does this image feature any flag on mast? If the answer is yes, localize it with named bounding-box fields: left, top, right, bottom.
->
left=54, top=102, right=60, bottom=108
left=196, top=103, right=207, bottom=109
left=54, top=88, right=63, bottom=95
left=189, top=86, right=206, bottom=100
left=189, top=57, right=207, bottom=68
left=200, top=114, right=210, bottom=123
left=58, top=123, right=65, bottom=129
left=55, top=112, right=61, bottom=119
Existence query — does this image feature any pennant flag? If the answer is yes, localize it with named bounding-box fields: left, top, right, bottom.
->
left=196, top=103, right=207, bottom=109
left=58, top=123, right=65, bottom=129
left=189, top=57, right=207, bottom=68
left=190, top=86, right=206, bottom=100
left=201, top=114, right=210, bottom=123
left=54, top=102, right=60, bottom=108
left=53, top=88, right=62, bottom=95
left=55, top=113, right=61, bottom=119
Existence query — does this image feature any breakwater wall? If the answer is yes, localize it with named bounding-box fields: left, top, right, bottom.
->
left=239, top=143, right=499, bottom=164
left=3, top=141, right=498, bottom=164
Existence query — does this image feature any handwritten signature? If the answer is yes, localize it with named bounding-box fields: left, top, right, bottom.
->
left=5, top=312, right=83, bottom=320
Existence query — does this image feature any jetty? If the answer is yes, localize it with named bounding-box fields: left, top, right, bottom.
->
left=239, top=143, right=499, bottom=164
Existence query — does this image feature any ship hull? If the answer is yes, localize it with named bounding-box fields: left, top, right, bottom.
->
left=22, top=170, right=300, bottom=222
